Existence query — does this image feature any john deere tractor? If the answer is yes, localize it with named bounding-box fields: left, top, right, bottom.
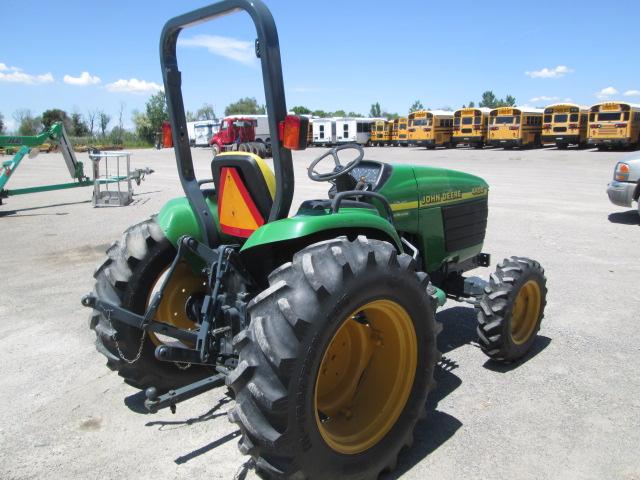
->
left=82, top=1, right=547, bottom=478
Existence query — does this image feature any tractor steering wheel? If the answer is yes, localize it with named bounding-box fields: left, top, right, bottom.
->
left=307, top=144, right=364, bottom=182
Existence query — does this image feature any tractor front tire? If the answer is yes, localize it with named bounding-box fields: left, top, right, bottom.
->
left=227, top=236, right=439, bottom=479
left=476, top=256, right=547, bottom=362
left=89, top=217, right=214, bottom=391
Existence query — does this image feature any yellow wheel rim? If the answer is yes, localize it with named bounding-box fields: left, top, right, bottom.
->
left=147, top=262, right=206, bottom=347
left=314, top=299, right=417, bottom=455
left=510, top=280, right=542, bottom=345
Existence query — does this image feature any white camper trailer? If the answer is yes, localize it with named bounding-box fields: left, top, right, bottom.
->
left=335, top=118, right=376, bottom=145
left=193, top=120, right=220, bottom=147
left=312, top=118, right=337, bottom=146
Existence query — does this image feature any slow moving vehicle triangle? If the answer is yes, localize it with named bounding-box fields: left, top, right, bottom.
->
left=217, top=166, right=265, bottom=238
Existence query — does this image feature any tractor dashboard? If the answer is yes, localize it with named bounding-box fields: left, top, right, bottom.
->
left=348, top=160, right=390, bottom=190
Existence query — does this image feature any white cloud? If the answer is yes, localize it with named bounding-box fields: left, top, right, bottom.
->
left=530, top=95, right=559, bottom=103
left=178, top=34, right=257, bottom=66
left=105, top=78, right=163, bottom=94
left=63, top=71, right=101, bottom=86
left=525, top=65, right=574, bottom=78
left=0, top=63, right=54, bottom=84
left=624, top=89, right=640, bottom=97
left=596, top=86, right=618, bottom=99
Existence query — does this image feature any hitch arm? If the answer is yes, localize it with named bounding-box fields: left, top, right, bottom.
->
left=81, top=294, right=198, bottom=344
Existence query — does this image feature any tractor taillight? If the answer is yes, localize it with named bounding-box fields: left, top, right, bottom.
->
left=490, top=126, right=498, bottom=131
left=591, top=124, right=601, bottom=129
left=279, top=115, right=309, bottom=150
left=615, top=123, right=627, bottom=128
left=543, top=123, right=551, bottom=129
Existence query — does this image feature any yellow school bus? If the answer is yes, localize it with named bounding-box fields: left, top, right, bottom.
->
left=407, top=110, right=454, bottom=149
left=587, top=102, right=640, bottom=149
left=542, top=104, right=589, bottom=148
left=371, top=120, right=392, bottom=146
left=487, top=107, right=543, bottom=148
left=391, top=117, right=409, bottom=146
left=452, top=107, right=491, bottom=148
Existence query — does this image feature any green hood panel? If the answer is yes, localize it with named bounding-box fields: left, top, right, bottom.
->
left=241, top=208, right=402, bottom=252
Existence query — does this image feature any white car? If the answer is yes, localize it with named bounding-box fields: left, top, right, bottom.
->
left=607, top=152, right=640, bottom=215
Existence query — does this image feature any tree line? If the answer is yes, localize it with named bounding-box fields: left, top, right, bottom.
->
left=0, top=90, right=515, bottom=143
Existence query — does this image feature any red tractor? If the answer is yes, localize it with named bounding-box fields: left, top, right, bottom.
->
left=209, top=116, right=270, bottom=158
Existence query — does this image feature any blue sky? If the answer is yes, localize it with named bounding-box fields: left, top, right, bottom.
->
left=1, top=0, right=639, bottom=131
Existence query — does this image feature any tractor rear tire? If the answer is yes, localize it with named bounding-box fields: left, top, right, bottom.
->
left=89, top=217, right=214, bottom=391
left=227, top=236, right=439, bottom=479
left=476, top=256, right=547, bottom=362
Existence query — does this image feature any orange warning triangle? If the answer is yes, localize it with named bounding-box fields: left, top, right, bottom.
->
left=218, top=167, right=265, bottom=238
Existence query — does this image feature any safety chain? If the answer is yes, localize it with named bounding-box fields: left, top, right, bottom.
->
left=106, top=309, right=192, bottom=369
left=106, top=309, right=146, bottom=364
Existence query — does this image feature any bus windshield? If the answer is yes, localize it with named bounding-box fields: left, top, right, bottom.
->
left=412, top=118, right=427, bottom=126
left=598, top=112, right=621, bottom=121
left=554, top=114, right=568, bottom=123
left=462, top=117, right=473, bottom=125
left=493, top=116, right=515, bottom=124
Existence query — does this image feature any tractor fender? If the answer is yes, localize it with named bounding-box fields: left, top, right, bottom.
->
left=241, top=209, right=402, bottom=253
left=156, top=196, right=230, bottom=246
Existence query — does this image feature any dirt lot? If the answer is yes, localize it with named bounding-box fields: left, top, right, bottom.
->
left=1, top=144, right=639, bottom=480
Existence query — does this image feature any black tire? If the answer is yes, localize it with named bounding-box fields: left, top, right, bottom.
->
left=227, top=236, right=439, bottom=479
left=89, top=217, right=214, bottom=391
left=476, top=256, right=547, bottom=362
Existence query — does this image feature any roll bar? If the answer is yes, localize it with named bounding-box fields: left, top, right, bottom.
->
left=160, top=0, right=293, bottom=247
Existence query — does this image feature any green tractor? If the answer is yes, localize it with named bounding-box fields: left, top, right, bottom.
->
left=82, top=1, right=547, bottom=478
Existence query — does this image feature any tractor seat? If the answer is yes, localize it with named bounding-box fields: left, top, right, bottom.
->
left=212, top=152, right=275, bottom=238
left=297, top=198, right=377, bottom=214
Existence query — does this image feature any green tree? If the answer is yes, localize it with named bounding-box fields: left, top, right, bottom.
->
left=0, top=112, right=4, bottom=133
left=186, top=111, right=197, bottom=122
left=196, top=103, right=216, bottom=120
left=224, top=97, right=264, bottom=115
left=504, top=94, right=516, bottom=107
left=14, top=109, right=42, bottom=136
left=383, top=111, right=399, bottom=119
left=479, top=91, right=498, bottom=108
left=71, top=112, right=90, bottom=136
left=370, top=102, right=382, bottom=117
left=312, top=109, right=329, bottom=117
left=99, top=111, right=111, bottom=137
left=42, top=108, right=71, bottom=131
left=468, top=101, right=475, bottom=108
left=409, top=100, right=424, bottom=113
left=332, top=109, right=347, bottom=117
left=347, top=111, right=363, bottom=118
left=133, top=92, right=169, bottom=143
left=291, top=105, right=311, bottom=115
left=132, top=110, right=154, bottom=144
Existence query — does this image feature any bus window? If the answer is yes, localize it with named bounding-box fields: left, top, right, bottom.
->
left=474, top=116, right=481, bottom=125
left=493, top=116, right=514, bottom=124
left=400, top=123, right=406, bottom=129
left=343, top=124, right=349, bottom=136
left=598, top=112, right=621, bottom=121
left=569, top=113, right=579, bottom=122
left=462, top=117, right=473, bottom=125
left=554, top=114, right=568, bottom=123
left=589, top=113, right=595, bottom=122
left=454, top=118, right=460, bottom=126
left=544, top=114, right=552, bottom=123
left=623, top=112, right=630, bottom=121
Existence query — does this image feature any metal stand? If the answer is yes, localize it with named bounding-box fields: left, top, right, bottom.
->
left=89, top=151, right=134, bottom=207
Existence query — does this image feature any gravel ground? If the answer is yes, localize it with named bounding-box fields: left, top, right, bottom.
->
left=1, top=145, right=638, bottom=480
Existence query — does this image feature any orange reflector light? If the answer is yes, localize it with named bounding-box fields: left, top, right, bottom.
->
left=279, top=115, right=309, bottom=150
left=217, top=167, right=265, bottom=238
left=618, top=163, right=630, bottom=173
